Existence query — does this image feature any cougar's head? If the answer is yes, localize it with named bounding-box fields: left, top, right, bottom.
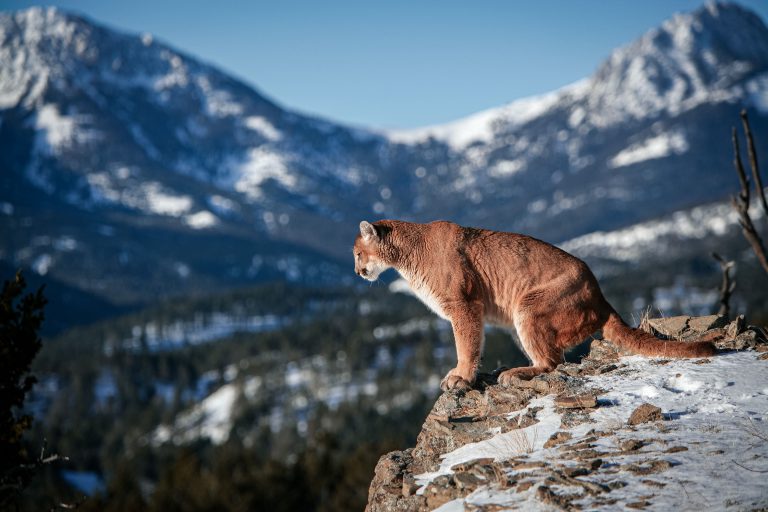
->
left=353, top=221, right=390, bottom=281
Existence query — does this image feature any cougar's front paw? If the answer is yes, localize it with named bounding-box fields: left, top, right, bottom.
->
left=440, top=368, right=473, bottom=392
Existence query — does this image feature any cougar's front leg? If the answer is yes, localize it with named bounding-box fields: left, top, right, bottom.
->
left=440, top=302, right=484, bottom=391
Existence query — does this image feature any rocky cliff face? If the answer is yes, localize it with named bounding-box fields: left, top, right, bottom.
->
left=365, top=315, right=768, bottom=511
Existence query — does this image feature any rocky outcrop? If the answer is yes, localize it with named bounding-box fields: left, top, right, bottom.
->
left=365, top=315, right=768, bottom=511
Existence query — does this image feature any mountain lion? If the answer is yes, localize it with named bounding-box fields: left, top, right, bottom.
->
left=353, top=220, right=716, bottom=391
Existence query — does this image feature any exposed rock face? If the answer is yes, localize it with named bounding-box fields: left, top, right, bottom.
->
left=627, top=403, right=663, bottom=426
left=365, top=315, right=768, bottom=511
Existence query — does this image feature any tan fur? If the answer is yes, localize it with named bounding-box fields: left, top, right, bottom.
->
left=353, top=220, right=716, bottom=391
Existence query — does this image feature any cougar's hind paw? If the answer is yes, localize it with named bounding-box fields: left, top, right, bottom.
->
left=497, top=367, right=540, bottom=387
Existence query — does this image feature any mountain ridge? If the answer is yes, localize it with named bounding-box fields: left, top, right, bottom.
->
left=2, top=2, right=767, bottom=327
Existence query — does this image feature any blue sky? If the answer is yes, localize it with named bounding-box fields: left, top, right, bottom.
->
left=4, top=1, right=768, bottom=128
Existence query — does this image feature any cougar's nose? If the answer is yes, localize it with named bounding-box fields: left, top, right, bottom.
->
left=360, top=268, right=369, bottom=277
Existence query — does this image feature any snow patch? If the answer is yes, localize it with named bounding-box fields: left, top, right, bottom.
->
left=388, top=81, right=586, bottom=150
left=561, top=201, right=738, bottom=262
left=184, top=210, right=218, bottom=229
left=143, top=182, right=192, bottom=216
left=32, top=253, right=52, bottom=275
left=489, top=158, right=526, bottom=177
left=229, top=147, right=297, bottom=200
left=416, top=396, right=562, bottom=487
left=198, top=75, right=244, bottom=118
left=155, top=384, right=238, bottom=445
left=208, top=195, right=237, bottom=216
left=32, top=104, right=99, bottom=155
left=243, top=116, right=282, bottom=142
left=610, top=130, right=689, bottom=168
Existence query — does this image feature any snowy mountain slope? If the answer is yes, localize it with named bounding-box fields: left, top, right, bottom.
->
left=389, top=3, right=768, bottom=147
left=386, top=2, right=768, bottom=243
left=2, top=3, right=768, bottom=320
left=0, top=6, right=397, bottom=308
left=561, top=200, right=738, bottom=265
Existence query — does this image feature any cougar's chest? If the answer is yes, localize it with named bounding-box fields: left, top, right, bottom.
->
left=399, top=271, right=449, bottom=321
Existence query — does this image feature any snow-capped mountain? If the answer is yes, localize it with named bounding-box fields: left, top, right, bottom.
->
left=1, top=3, right=767, bottom=320
left=390, top=2, right=768, bottom=239
left=0, top=6, right=400, bottom=307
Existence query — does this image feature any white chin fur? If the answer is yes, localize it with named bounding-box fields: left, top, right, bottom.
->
left=362, top=262, right=387, bottom=281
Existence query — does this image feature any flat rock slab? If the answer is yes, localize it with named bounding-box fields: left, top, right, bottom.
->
left=647, top=315, right=727, bottom=338
left=555, top=393, right=598, bottom=409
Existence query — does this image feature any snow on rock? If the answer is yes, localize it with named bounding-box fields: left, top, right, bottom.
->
left=415, top=396, right=563, bottom=487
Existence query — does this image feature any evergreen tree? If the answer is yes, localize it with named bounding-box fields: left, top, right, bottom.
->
left=0, top=271, right=47, bottom=507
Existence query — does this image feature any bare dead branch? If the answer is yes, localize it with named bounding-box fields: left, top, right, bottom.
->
left=730, top=193, right=768, bottom=273
left=741, top=110, right=768, bottom=219
left=733, top=127, right=750, bottom=204
left=731, top=118, right=768, bottom=275
left=741, top=415, right=768, bottom=443
left=711, top=252, right=735, bottom=318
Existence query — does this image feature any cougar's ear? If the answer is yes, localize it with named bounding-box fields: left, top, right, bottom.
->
left=359, top=221, right=379, bottom=242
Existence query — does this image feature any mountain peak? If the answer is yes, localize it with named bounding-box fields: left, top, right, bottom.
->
left=1, top=6, right=90, bottom=50
left=582, top=2, right=768, bottom=126
left=663, top=2, right=768, bottom=68
left=387, top=3, right=768, bottom=143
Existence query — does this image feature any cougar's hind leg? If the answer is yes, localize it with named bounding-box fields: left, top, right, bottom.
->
left=498, top=311, right=563, bottom=386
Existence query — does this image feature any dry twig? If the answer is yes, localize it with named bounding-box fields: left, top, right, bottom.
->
left=730, top=112, right=768, bottom=274
left=741, top=110, right=768, bottom=218
left=711, top=252, right=735, bottom=318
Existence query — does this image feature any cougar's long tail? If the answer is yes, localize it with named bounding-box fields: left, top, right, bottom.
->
left=602, top=312, right=716, bottom=358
